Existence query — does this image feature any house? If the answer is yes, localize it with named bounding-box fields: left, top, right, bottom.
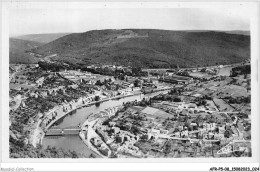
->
left=21, top=101, right=26, bottom=107
left=167, top=128, right=177, bottom=135
left=68, top=84, right=78, bottom=89
left=121, top=81, right=134, bottom=88
left=34, top=113, right=43, bottom=121
left=192, top=93, right=202, bottom=98
left=206, top=68, right=217, bottom=75
left=113, top=127, right=120, bottom=134
left=218, top=125, right=225, bottom=134
left=178, top=126, right=184, bottom=131
left=160, top=129, right=169, bottom=135
left=30, top=92, right=38, bottom=98
left=214, top=133, right=224, bottom=140
left=109, top=121, right=116, bottom=127
left=188, top=103, right=197, bottom=108
left=40, top=119, right=47, bottom=128
left=190, top=123, right=198, bottom=130
left=36, top=77, right=44, bottom=86
left=149, top=128, right=160, bottom=135
left=181, top=130, right=189, bottom=137
left=14, top=86, right=22, bottom=91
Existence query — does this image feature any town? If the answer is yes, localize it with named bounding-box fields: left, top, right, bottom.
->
left=9, top=60, right=251, bottom=158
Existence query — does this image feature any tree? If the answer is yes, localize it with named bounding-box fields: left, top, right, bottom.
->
left=163, top=141, right=172, bottom=154
left=94, top=95, right=100, bottom=101
left=89, top=153, right=96, bottom=158
left=118, top=74, right=125, bottom=80
left=198, top=99, right=207, bottom=106
left=134, top=79, right=139, bottom=87
left=140, top=135, right=148, bottom=140
left=115, top=136, right=122, bottom=143
left=130, top=125, right=140, bottom=135
left=71, top=151, right=79, bottom=158
left=173, top=97, right=181, bottom=102
left=132, top=66, right=142, bottom=76
left=109, top=152, right=117, bottom=158
left=224, top=129, right=233, bottom=138
left=95, top=80, right=103, bottom=86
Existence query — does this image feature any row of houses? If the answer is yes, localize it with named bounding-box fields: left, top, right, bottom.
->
left=39, top=93, right=100, bottom=129
left=88, top=105, right=123, bottom=123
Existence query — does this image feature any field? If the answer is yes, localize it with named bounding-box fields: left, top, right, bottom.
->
left=213, top=98, right=234, bottom=112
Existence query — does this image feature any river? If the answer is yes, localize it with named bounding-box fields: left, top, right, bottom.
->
left=42, top=91, right=168, bottom=158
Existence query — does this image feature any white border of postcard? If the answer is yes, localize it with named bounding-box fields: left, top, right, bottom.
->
left=1, top=0, right=259, bottom=171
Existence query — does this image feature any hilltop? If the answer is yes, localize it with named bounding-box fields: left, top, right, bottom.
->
left=14, top=33, right=71, bottom=44
left=31, top=29, right=250, bottom=68
left=9, top=38, right=44, bottom=64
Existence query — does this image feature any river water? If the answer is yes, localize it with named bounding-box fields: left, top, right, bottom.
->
left=42, top=91, right=168, bottom=158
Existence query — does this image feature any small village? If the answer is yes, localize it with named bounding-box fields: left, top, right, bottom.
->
left=9, top=63, right=171, bottom=151
left=7, top=60, right=251, bottom=158
left=78, top=62, right=251, bottom=158
left=9, top=60, right=251, bottom=158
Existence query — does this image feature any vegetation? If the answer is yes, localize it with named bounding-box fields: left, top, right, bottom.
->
left=230, top=65, right=251, bottom=77
left=9, top=38, right=43, bottom=64
left=31, top=29, right=250, bottom=68
left=9, top=138, right=79, bottom=158
left=9, top=119, right=80, bottom=158
left=94, top=95, right=100, bottom=101
left=38, top=61, right=72, bottom=72
left=151, top=93, right=182, bottom=102
left=132, top=66, right=142, bottom=76
left=227, top=96, right=251, bottom=104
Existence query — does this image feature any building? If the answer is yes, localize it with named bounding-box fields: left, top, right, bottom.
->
left=36, top=77, right=44, bottom=86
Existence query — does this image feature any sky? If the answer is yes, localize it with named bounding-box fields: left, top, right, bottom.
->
left=9, top=5, right=252, bottom=36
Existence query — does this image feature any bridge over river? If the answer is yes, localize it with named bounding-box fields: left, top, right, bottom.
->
left=45, top=126, right=81, bottom=136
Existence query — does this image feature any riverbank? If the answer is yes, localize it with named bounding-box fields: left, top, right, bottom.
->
left=36, top=87, right=171, bottom=147
left=37, top=94, right=137, bottom=145
left=45, top=87, right=170, bottom=129
left=79, top=131, right=106, bottom=158
left=41, top=89, right=170, bottom=156
left=79, top=116, right=111, bottom=158
left=78, top=105, right=122, bottom=158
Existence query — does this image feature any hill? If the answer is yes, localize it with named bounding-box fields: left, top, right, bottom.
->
left=223, top=30, right=250, bottom=36
left=31, top=29, right=250, bottom=68
left=14, top=33, right=70, bottom=44
left=9, top=38, right=44, bottom=64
